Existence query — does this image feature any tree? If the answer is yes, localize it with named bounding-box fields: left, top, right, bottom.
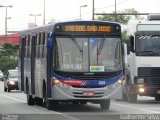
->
left=96, top=8, right=142, bottom=24
left=96, top=8, right=144, bottom=42
left=0, top=43, right=19, bottom=74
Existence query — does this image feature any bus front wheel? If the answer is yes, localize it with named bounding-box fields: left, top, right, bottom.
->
left=100, top=100, right=110, bottom=110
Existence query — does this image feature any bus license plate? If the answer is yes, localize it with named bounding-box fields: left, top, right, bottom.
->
left=83, top=91, right=94, bottom=96
left=157, top=90, right=160, bottom=94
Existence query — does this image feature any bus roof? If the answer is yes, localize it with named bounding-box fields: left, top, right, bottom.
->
left=19, top=20, right=121, bottom=34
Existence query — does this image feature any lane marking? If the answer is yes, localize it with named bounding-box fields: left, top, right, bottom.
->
left=143, top=108, right=160, bottom=110
left=112, top=102, right=160, bottom=113
left=0, top=94, right=26, bottom=103
left=0, top=93, right=79, bottom=120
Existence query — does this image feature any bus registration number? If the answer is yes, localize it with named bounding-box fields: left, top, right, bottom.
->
left=83, top=91, right=94, bottom=96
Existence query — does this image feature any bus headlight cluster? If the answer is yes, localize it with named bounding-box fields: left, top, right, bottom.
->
left=137, top=78, right=144, bottom=84
left=52, top=77, right=70, bottom=89
left=108, top=78, right=123, bottom=89
left=59, top=82, right=70, bottom=89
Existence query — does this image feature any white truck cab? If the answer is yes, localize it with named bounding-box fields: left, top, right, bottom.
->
left=124, top=14, right=160, bottom=103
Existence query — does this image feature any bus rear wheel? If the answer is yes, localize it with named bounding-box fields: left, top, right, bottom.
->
left=100, top=100, right=110, bottom=110
left=46, top=99, right=52, bottom=110
left=35, top=97, right=43, bottom=106
left=26, top=83, right=35, bottom=105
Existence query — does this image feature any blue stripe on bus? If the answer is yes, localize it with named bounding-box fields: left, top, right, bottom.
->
left=51, top=71, right=123, bottom=87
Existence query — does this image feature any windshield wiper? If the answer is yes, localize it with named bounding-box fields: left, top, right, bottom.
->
left=69, top=35, right=83, bottom=53
left=138, top=51, right=159, bottom=56
left=98, top=37, right=105, bottom=55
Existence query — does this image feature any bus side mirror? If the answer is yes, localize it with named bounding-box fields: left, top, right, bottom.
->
left=126, top=40, right=131, bottom=54
left=47, top=37, right=53, bottom=49
left=127, top=36, right=134, bottom=54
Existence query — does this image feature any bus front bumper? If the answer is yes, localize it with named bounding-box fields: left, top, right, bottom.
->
left=50, top=81, right=123, bottom=101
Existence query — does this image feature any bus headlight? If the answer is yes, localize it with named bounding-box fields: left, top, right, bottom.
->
left=137, top=78, right=144, bottom=84
left=59, top=83, right=70, bottom=89
left=117, top=79, right=123, bottom=84
left=108, top=78, right=123, bottom=89
left=52, top=77, right=70, bottom=89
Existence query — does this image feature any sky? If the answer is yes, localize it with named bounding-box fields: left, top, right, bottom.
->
left=0, top=0, right=160, bottom=35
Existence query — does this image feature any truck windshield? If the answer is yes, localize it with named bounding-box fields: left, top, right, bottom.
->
left=136, top=35, right=160, bottom=56
left=53, top=36, right=122, bottom=72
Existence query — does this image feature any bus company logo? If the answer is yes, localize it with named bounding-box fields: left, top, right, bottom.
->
left=80, top=81, right=88, bottom=86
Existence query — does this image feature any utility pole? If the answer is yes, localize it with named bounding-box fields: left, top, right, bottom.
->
left=80, top=5, right=87, bottom=19
left=115, top=0, right=117, bottom=21
left=30, top=14, right=41, bottom=27
left=43, top=0, right=46, bottom=25
left=0, top=5, right=12, bottom=36
left=92, top=0, right=95, bottom=20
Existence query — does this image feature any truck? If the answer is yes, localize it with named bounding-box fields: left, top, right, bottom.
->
left=123, top=14, right=160, bottom=103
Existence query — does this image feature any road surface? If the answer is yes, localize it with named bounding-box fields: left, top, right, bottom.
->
left=0, top=81, right=160, bottom=120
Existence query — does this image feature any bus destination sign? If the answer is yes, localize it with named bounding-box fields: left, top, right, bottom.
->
left=56, top=25, right=113, bottom=33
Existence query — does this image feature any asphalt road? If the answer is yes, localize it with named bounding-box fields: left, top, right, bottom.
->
left=0, top=81, right=160, bottom=120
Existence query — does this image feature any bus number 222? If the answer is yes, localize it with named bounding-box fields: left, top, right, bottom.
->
left=99, top=81, right=105, bottom=85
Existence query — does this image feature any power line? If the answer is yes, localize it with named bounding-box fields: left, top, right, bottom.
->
left=62, top=0, right=129, bottom=21
left=95, top=0, right=128, bottom=10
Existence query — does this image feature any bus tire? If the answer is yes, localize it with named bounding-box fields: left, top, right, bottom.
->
left=35, top=97, right=43, bottom=106
left=46, top=99, right=52, bottom=110
left=26, top=83, right=35, bottom=105
left=100, top=100, right=110, bottom=110
left=155, top=96, right=160, bottom=101
left=43, top=81, right=47, bottom=107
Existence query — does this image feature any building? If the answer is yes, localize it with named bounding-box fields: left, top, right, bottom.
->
left=0, top=33, right=20, bottom=44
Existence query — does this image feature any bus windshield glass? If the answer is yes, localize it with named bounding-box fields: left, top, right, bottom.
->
left=54, top=36, right=122, bottom=72
left=136, top=35, right=160, bottom=56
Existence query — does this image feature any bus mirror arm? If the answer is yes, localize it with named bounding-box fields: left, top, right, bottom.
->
left=47, top=37, right=53, bottom=49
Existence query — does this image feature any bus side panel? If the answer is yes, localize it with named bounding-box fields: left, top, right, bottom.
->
left=19, top=37, right=25, bottom=91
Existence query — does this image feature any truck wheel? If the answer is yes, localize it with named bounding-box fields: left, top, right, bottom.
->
left=26, top=83, right=35, bottom=105
left=128, top=94, right=137, bottom=103
left=100, top=100, right=110, bottom=110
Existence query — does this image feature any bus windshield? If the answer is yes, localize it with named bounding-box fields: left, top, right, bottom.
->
left=136, top=35, right=160, bottom=56
left=54, top=36, right=122, bottom=72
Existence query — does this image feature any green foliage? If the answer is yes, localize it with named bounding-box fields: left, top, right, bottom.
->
left=96, top=8, right=142, bottom=43
left=96, top=8, right=140, bottom=24
left=122, top=31, right=127, bottom=43
left=0, top=43, right=19, bottom=74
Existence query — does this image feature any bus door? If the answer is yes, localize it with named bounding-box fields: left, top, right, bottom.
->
left=30, top=35, right=36, bottom=94
left=19, top=35, right=26, bottom=91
